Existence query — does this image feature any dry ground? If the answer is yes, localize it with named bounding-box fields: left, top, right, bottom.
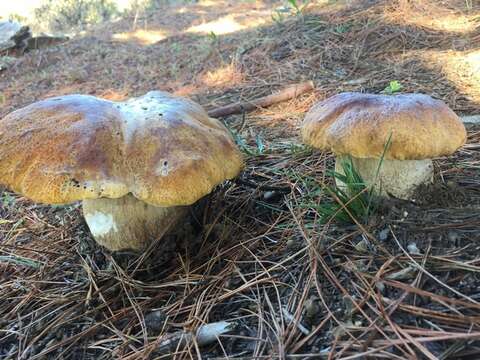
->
left=1, top=0, right=480, bottom=359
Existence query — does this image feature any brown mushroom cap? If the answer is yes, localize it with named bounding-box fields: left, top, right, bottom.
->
left=301, top=92, right=466, bottom=160
left=0, top=91, right=244, bottom=206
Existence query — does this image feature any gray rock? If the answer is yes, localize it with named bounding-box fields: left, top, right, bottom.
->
left=0, top=56, right=16, bottom=71
left=0, top=21, right=22, bottom=52
left=462, top=115, right=480, bottom=124
left=144, top=310, right=167, bottom=334
left=378, top=227, right=389, bottom=241
left=0, top=21, right=32, bottom=53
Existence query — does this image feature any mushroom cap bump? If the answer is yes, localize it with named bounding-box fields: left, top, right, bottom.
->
left=0, top=91, right=244, bottom=206
left=301, top=92, right=466, bottom=160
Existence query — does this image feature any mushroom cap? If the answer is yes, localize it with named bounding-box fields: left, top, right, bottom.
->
left=0, top=91, right=244, bottom=206
left=301, top=92, right=466, bottom=160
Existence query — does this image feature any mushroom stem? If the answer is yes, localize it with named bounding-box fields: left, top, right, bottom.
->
left=335, top=156, right=434, bottom=199
left=82, top=194, right=188, bottom=251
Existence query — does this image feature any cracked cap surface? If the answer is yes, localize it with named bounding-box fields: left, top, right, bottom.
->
left=0, top=91, right=244, bottom=206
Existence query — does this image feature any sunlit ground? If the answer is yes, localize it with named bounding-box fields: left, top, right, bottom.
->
left=415, top=48, right=480, bottom=103
left=386, top=1, right=479, bottom=33
left=109, top=1, right=274, bottom=44
left=111, top=29, right=169, bottom=45
left=185, top=13, right=270, bottom=35
left=0, top=0, right=133, bottom=20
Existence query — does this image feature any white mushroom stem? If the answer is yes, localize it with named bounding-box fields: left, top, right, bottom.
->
left=82, top=194, right=188, bottom=251
left=335, top=156, right=434, bottom=200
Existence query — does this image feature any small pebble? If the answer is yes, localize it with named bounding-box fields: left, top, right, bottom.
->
left=304, top=297, right=320, bottom=319
left=144, top=310, right=167, bottom=333
left=446, top=180, right=456, bottom=188
left=447, top=231, right=460, bottom=243
left=378, top=227, right=389, bottom=241
left=286, top=238, right=296, bottom=249
left=263, top=190, right=281, bottom=202
left=407, top=243, right=421, bottom=255
left=376, top=281, right=385, bottom=293
left=343, top=295, right=355, bottom=317
left=354, top=239, right=368, bottom=252
left=225, top=276, right=240, bottom=289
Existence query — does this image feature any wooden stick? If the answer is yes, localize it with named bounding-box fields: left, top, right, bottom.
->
left=207, top=81, right=315, bottom=118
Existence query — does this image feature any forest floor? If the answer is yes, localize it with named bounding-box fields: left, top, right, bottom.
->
left=1, top=0, right=480, bottom=359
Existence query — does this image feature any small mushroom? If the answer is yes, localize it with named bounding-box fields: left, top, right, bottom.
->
left=301, top=92, right=466, bottom=199
left=0, top=91, right=244, bottom=250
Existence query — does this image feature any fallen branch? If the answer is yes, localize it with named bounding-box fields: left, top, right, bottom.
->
left=208, top=81, right=315, bottom=118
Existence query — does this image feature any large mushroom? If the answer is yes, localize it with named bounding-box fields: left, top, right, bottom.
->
left=0, top=91, right=244, bottom=250
left=301, top=92, right=466, bottom=199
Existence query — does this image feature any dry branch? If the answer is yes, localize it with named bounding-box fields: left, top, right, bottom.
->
left=208, top=81, right=315, bottom=118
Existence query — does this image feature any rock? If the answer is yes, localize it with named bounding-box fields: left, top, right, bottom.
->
left=354, top=238, right=368, bottom=252
left=447, top=230, right=460, bottom=244
left=376, top=281, right=385, bottom=293
left=0, top=21, right=22, bottom=51
left=263, top=190, right=281, bottom=202
left=0, top=56, right=16, bottom=71
left=461, top=115, right=480, bottom=124
left=0, top=21, right=68, bottom=55
left=386, top=265, right=417, bottom=280
left=0, top=21, right=31, bottom=53
left=286, top=238, right=297, bottom=249
left=304, top=297, right=320, bottom=319
left=407, top=242, right=421, bottom=255
left=378, top=227, right=389, bottom=241
left=144, top=310, right=167, bottom=334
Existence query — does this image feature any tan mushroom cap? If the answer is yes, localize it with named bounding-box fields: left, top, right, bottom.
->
left=0, top=91, right=244, bottom=206
left=301, top=92, right=466, bottom=160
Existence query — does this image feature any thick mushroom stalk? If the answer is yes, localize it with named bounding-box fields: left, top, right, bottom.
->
left=302, top=93, right=466, bottom=201
left=0, top=91, right=244, bottom=252
left=335, top=156, right=433, bottom=199
left=82, top=194, right=188, bottom=251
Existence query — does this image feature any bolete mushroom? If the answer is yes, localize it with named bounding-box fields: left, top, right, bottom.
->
left=301, top=92, right=466, bottom=199
left=0, top=91, right=243, bottom=250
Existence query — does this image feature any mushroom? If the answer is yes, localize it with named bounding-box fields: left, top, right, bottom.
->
left=301, top=92, right=466, bottom=199
left=0, top=91, right=244, bottom=250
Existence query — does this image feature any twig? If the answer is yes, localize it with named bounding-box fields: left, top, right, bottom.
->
left=208, top=81, right=315, bottom=118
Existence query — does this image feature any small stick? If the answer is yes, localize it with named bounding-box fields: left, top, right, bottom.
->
left=208, top=81, right=315, bottom=118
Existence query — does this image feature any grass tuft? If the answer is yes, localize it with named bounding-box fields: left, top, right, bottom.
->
left=309, top=156, right=374, bottom=224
